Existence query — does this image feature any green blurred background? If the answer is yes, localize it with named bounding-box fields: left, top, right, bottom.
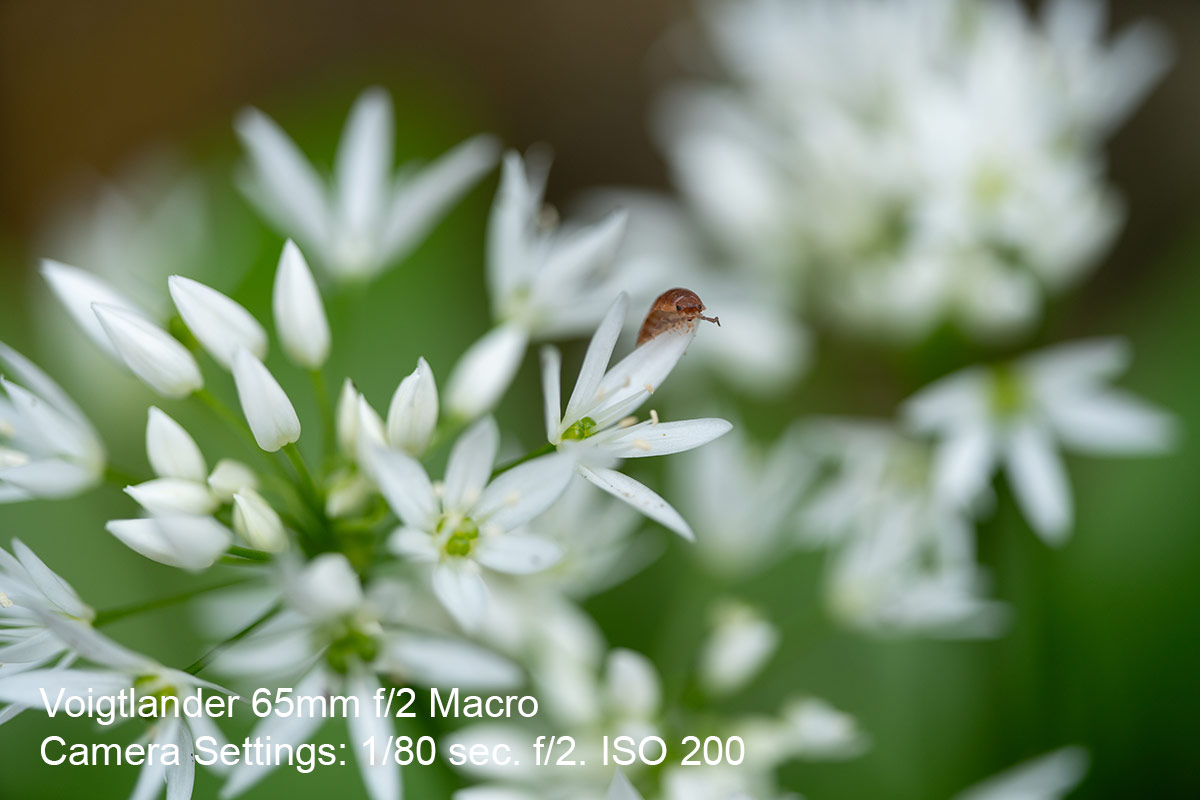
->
left=1, top=1, right=1199, bottom=798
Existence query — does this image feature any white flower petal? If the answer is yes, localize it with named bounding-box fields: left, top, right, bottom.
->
left=608, top=770, right=645, bottom=800
left=444, top=417, right=500, bottom=511
left=0, top=668, right=131, bottom=709
left=164, top=718, right=195, bottom=800
left=932, top=427, right=998, bottom=507
left=40, top=259, right=143, bottom=358
left=1046, top=389, right=1176, bottom=455
left=563, top=294, right=628, bottom=428
left=346, top=668, right=399, bottom=800
left=10, top=539, right=88, bottom=619
left=604, top=648, right=661, bottom=719
left=953, top=746, right=1089, bottom=800
left=381, top=134, right=501, bottom=264
left=388, top=526, right=439, bottom=563
left=386, top=357, right=438, bottom=456
left=93, top=303, right=203, bottom=397
left=0, top=458, right=100, bottom=499
left=125, top=478, right=218, bottom=516
left=474, top=534, right=563, bottom=575
left=0, top=341, right=93, bottom=432
left=382, top=632, right=522, bottom=689
left=595, top=325, right=695, bottom=418
left=474, top=454, right=573, bottom=531
left=169, top=276, right=268, bottom=370
left=273, top=240, right=330, bottom=369
left=285, top=553, right=363, bottom=621
left=106, top=515, right=233, bottom=571
left=578, top=465, right=694, bottom=540
left=539, top=346, right=562, bottom=442
left=232, top=489, right=287, bottom=552
left=368, top=448, right=439, bottom=529
left=334, top=88, right=392, bottom=242
left=207, top=459, right=258, bottom=502
left=431, top=561, right=489, bottom=632
left=146, top=407, right=207, bottom=482
left=445, top=322, right=529, bottom=420
left=598, top=418, right=732, bottom=458
left=1006, top=425, right=1073, bottom=545
left=232, top=348, right=301, bottom=452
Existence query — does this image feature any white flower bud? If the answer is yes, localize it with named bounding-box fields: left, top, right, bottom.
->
left=92, top=303, right=203, bottom=397
left=125, top=478, right=219, bottom=515
left=286, top=552, right=363, bottom=621
left=207, top=458, right=258, bottom=502
left=146, top=407, right=206, bottom=482
left=231, top=348, right=301, bottom=452
left=272, top=240, right=330, bottom=370
left=387, top=357, right=438, bottom=455
left=168, top=275, right=268, bottom=370
left=445, top=322, right=528, bottom=420
left=335, top=378, right=359, bottom=458
left=325, top=468, right=372, bottom=518
left=355, top=395, right=387, bottom=467
left=41, top=260, right=142, bottom=358
left=698, top=601, right=780, bottom=696
left=106, top=515, right=233, bottom=571
left=232, top=488, right=287, bottom=552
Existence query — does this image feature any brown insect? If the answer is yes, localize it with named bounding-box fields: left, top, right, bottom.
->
left=637, top=288, right=720, bottom=346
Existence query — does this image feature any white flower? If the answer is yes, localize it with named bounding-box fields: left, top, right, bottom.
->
left=673, top=420, right=811, bottom=576
left=444, top=151, right=653, bottom=419
left=541, top=294, right=731, bottom=539
left=125, top=478, right=219, bottom=516
left=0, top=342, right=106, bottom=502
left=903, top=338, right=1175, bottom=544
left=372, top=416, right=573, bottom=631
left=235, top=86, right=499, bottom=280
left=953, top=746, right=1089, bottom=800
left=0, top=540, right=94, bottom=724
left=92, top=303, right=203, bottom=397
left=0, top=612, right=231, bottom=798
left=272, top=240, right=330, bottom=369
left=231, top=348, right=301, bottom=452
left=608, top=771, right=643, bottom=800
left=698, top=600, right=779, bottom=697
left=169, top=275, right=268, bottom=370
left=232, top=489, right=287, bottom=552
left=106, top=514, right=234, bottom=570
left=386, top=356, right=438, bottom=456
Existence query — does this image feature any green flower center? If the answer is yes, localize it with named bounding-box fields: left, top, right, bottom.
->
left=561, top=416, right=598, bottom=441
left=988, top=363, right=1027, bottom=418
left=444, top=517, right=480, bottom=557
left=326, top=626, right=379, bottom=674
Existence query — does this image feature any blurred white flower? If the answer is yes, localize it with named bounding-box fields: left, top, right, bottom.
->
left=655, top=0, right=1170, bottom=340
left=674, top=421, right=811, bottom=576
left=698, top=600, right=780, bottom=696
left=231, top=489, right=287, bottom=552
left=206, top=458, right=258, bottom=503
left=373, top=417, right=573, bottom=631
left=146, top=406, right=206, bottom=482
left=93, top=303, right=203, bottom=398
left=541, top=294, right=731, bottom=539
left=231, top=348, right=301, bottom=452
left=608, top=771, right=643, bottom=800
left=0, top=540, right=94, bottom=724
left=106, top=515, right=234, bottom=571
left=169, top=275, right=268, bottom=370
left=801, top=420, right=1007, bottom=638
left=236, top=87, right=499, bottom=281
left=40, top=259, right=148, bottom=359
left=386, top=356, right=439, bottom=456
left=953, top=746, right=1089, bottom=800
left=0, top=612, right=231, bottom=798
left=903, top=338, right=1175, bottom=544
left=0, top=342, right=106, bottom=502
left=272, top=240, right=331, bottom=370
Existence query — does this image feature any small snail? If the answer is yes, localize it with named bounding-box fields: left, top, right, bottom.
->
left=637, top=288, right=720, bottom=346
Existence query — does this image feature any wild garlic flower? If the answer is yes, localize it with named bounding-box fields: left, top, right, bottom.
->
left=92, top=303, right=204, bottom=397
left=801, top=420, right=1007, bottom=638
left=541, top=294, right=731, bottom=539
left=656, top=0, right=1170, bottom=339
left=902, top=338, right=1175, bottom=544
left=373, top=416, right=574, bottom=631
left=236, top=87, right=499, bottom=281
left=0, top=612, right=232, bottom=799
left=0, top=343, right=106, bottom=502
left=444, top=151, right=655, bottom=420
left=0, top=540, right=94, bottom=724
left=698, top=600, right=780, bottom=697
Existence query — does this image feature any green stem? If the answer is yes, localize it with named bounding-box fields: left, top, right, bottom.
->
left=310, top=368, right=335, bottom=461
left=491, top=442, right=555, bottom=478
left=185, top=602, right=281, bottom=675
left=226, top=545, right=273, bottom=562
left=282, top=443, right=319, bottom=502
left=194, top=387, right=265, bottom=459
left=93, top=577, right=252, bottom=627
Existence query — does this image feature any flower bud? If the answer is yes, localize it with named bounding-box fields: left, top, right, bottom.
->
left=232, top=348, right=301, bottom=452
left=445, top=322, right=528, bottom=420
left=106, top=515, right=233, bottom=571
left=125, top=478, right=219, bottom=515
left=387, top=357, right=438, bottom=455
left=232, top=488, right=287, bottom=552
left=41, top=260, right=142, bottom=358
left=168, top=275, right=268, bottom=370
left=355, top=395, right=387, bottom=467
left=146, top=407, right=206, bottom=482
left=207, top=458, right=258, bottom=502
left=286, top=552, right=363, bottom=621
left=335, top=378, right=359, bottom=458
left=272, top=240, right=330, bottom=369
left=92, top=303, right=203, bottom=397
